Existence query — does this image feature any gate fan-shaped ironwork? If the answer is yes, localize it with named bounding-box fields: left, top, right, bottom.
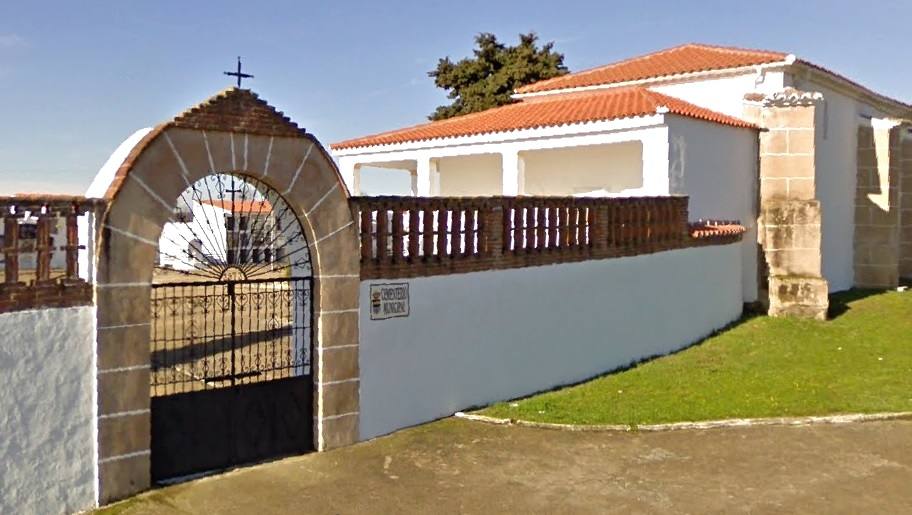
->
left=149, top=172, right=315, bottom=482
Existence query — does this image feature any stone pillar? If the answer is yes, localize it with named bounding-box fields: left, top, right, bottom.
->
left=854, top=119, right=906, bottom=288
left=761, top=201, right=828, bottom=320
left=901, top=130, right=912, bottom=280
left=747, top=89, right=828, bottom=319
left=501, top=150, right=525, bottom=196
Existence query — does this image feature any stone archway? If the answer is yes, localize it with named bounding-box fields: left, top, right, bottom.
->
left=92, top=88, right=360, bottom=503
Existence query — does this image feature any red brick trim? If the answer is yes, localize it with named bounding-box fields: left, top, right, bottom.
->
left=102, top=124, right=169, bottom=201
left=0, top=280, right=93, bottom=314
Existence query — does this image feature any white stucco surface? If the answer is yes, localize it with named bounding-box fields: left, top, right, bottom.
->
left=437, top=153, right=503, bottom=195
left=359, top=243, right=743, bottom=440
left=0, top=306, right=97, bottom=514
left=806, top=84, right=859, bottom=291
left=651, top=70, right=786, bottom=118
left=666, top=115, right=759, bottom=302
left=789, top=77, right=892, bottom=293
left=522, top=142, right=643, bottom=195
left=85, top=127, right=153, bottom=199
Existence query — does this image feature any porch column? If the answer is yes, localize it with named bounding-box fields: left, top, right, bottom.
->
left=641, top=128, right=671, bottom=195
left=338, top=159, right=361, bottom=195
left=501, top=150, right=525, bottom=196
left=416, top=157, right=439, bottom=196
left=409, top=169, right=419, bottom=196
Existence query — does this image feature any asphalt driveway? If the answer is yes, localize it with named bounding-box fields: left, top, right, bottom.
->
left=100, top=418, right=912, bottom=514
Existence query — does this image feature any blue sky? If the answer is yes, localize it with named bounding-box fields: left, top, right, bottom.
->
left=1, top=0, right=909, bottom=195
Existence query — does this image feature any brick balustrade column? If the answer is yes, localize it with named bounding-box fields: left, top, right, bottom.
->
left=3, top=214, right=19, bottom=284
left=35, top=212, right=52, bottom=283
left=483, top=202, right=503, bottom=259
left=65, top=204, right=80, bottom=280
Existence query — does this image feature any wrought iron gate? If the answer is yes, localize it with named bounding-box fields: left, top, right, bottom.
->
left=150, top=173, right=315, bottom=481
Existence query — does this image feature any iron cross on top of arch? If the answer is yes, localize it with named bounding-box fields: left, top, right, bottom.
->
left=224, top=56, right=254, bottom=88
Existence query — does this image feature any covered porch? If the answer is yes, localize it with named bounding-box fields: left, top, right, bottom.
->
left=334, top=116, right=670, bottom=198
left=331, top=87, right=757, bottom=203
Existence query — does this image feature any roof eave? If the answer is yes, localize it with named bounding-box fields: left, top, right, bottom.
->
left=511, top=60, right=793, bottom=99
left=790, top=61, right=912, bottom=117
left=331, top=114, right=669, bottom=155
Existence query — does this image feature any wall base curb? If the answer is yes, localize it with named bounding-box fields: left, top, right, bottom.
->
left=453, top=411, right=912, bottom=432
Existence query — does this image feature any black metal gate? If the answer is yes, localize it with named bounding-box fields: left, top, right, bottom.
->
left=150, top=276, right=313, bottom=481
left=150, top=172, right=316, bottom=481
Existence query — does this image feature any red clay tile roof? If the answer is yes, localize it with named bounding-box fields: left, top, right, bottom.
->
left=515, top=44, right=788, bottom=94
left=331, top=87, right=755, bottom=150
left=199, top=199, right=273, bottom=214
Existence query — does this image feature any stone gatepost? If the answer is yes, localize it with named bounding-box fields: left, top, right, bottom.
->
left=854, top=119, right=908, bottom=288
left=744, top=89, right=828, bottom=320
left=902, top=130, right=912, bottom=281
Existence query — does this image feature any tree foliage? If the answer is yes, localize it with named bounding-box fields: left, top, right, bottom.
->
left=428, top=32, right=568, bottom=120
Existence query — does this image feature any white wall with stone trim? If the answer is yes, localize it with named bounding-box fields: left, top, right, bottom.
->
left=651, top=70, right=787, bottom=119
left=788, top=78, right=890, bottom=292
left=666, top=115, right=759, bottom=302
left=0, top=306, right=97, bottom=514
left=358, top=243, right=743, bottom=440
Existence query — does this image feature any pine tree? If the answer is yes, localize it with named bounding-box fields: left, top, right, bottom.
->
left=428, top=33, right=568, bottom=120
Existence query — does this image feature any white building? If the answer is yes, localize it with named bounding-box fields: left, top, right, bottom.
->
left=331, top=43, right=912, bottom=305
left=158, top=198, right=278, bottom=273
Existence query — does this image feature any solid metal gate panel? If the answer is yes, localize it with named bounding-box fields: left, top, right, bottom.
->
left=150, top=277, right=313, bottom=481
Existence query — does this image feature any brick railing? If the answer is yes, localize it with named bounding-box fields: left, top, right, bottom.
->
left=688, top=219, right=748, bottom=244
left=353, top=196, right=742, bottom=279
left=0, top=195, right=106, bottom=313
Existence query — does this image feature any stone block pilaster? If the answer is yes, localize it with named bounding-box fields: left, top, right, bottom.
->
left=760, top=200, right=828, bottom=320
left=746, top=89, right=829, bottom=319
left=900, top=132, right=912, bottom=280
left=854, top=120, right=906, bottom=288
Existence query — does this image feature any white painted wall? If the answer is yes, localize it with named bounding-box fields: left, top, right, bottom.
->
left=522, top=142, right=643, bottom=195
left=666, top=115, right=759, bottom=302
left=651, top=71, right=787, bottom=118
left=359, top=243, right=743, bottom=440
left=437, top=154, right=503, bottom=196
left=788, top=78, right=888, bottom=292
left=806, top=84, right=858, bottom=291
left=159, top=202, right=228, bottom=270
left=0, top=306, right=97, bottom=514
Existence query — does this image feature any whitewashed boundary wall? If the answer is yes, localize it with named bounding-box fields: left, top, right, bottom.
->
left=358, top=242, right=744, bottom=440
left=0, top=306, right=97, bottom=514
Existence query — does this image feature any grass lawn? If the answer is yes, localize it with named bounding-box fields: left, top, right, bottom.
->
left=479, top=290, right=912, bottom=425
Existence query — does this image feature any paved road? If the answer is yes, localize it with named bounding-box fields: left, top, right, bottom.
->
left=102, top=418, right=912, bottom=514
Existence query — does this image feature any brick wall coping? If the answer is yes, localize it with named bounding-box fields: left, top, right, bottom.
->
left=689, top=220, right=747, bottom=241
left=353, top=195, right=744, bottom=280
